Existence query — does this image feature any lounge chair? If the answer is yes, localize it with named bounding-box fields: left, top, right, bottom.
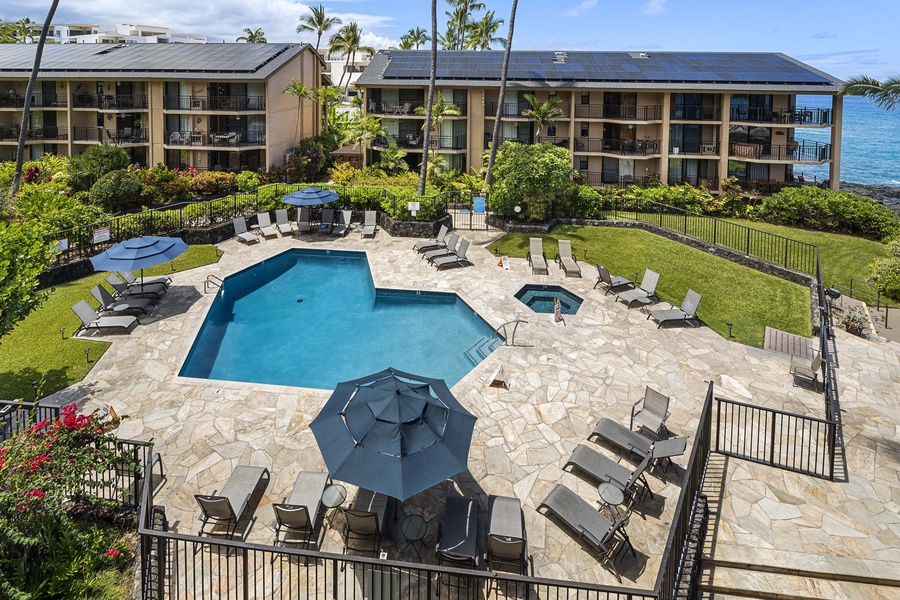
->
left=648, top=289, right=702, bottom=328
left=436, top=496, right=480, bottom=568
left=318, top=208, right=335, bottom=235
left=71, top=299, right=138, bottom=335
left=90, top=285, right=154, bottom=316
left=486, top=495, right=530, bottom=574
left=556, top=240, right=582, bottom=277
left=361, top=211, right=377, bottom=238
left=616, top=269, right=660, bottom=308
left=233, top=217, right=260, bottom=244
left=275, top=209, right=293, bottom=236
left=296, top=207, right=311, bottom=234
left=256, top=212, right=278, bottom=238
left=630, top=386, right=671, bottom=436
left=527, top=238, right=549, bottom=275
left=119, top=270, right=170, bottom=289
left=564, top=445, right=654, bottom=502
left=432, top=239, right=471, bottom=270
left=537, top=484, right=634, bottom=561
left=340, top=509, right=382, bottom=557
left=331, top=210, right=353, bottom=237
left=195, top=465, right=270, bottom=538
left=414, top=224, right=450, bottom=253
left=273, top=471, right=329, bottom=548
left=424, top=233, right=459, bottom=262
left=589, top=418, right=688, bottom=471
left=791, top=353, right=823, bottom=388
left=105, top=274, right=166, bottom=301
left=594, top=265, right=634, bottom=295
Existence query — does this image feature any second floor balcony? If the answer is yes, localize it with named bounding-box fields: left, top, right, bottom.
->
left=575, top=137, right=661, bottom=156
left=373, top=133, right=466, bottom=150
left=1, top=92, right=67, bottom=108
left=163, top=96, right=267, bottom=112
left=670, top=105, right=721, bottom=121
left=573, top=104, right=662, bottom=121
left=0, top=125, right=68, bottom=141
left=669, top=141, right=720, bottom=156
left=487, top=102, right=571, bottom=118
left=165, top=130, right=267, bottom=147
left=729, top=106, right=832, bottom=126
left=72, top=127, right=148, bottom=144
left=73, top=94, right=148, bottom=110
left=728, top=139, right=831, bottom=162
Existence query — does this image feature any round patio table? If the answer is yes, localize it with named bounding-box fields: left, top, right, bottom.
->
left=399, top=514, right=427, bottom=560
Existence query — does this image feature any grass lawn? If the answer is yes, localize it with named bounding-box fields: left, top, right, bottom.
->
left=0, top=245, right=222, bottom=402
left=487, top=226, right=811, bottom=348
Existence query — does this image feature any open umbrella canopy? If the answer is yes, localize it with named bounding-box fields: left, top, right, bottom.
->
left=310, top=368, right=477, bottom=501
left=282, top=187, right=339, bottom=206
left=90, top=236, right=188, bottom=271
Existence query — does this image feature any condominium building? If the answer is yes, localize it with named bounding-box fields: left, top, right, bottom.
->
left=49, top=23, right=207, bottom=45
left=355, top=50, right=843, bottom=191
left=0, top=43, right=321, bottom=171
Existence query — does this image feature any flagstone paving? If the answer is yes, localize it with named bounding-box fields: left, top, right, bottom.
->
left=48, top=228, right=900, bottom=593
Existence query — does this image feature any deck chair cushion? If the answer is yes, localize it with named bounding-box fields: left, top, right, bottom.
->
left=361, top=211, right=377, bottom=238
left=424, top=234, right=459, bottom=262
left=594, top=265, right=634, bottom=294
left=195, top=465, right=269, bottom=536
left=538, top=484, right=616, bottom=553
left=432, top=239, right=470, bottom=270
left=528, top=238, right=549, bottom=275
left=648, top=289, right=702, bottom=328
left=256, top=213, right=278, bottom=238
left=557, top=240, right=582, bottom=277
left=617, top=269, right=660, bottom=307
left=71, top=299, right=138, bottom=335
left=275, top=209, right=293, bottom=235
left=233, top=217, right=259, bottom=244
left=414, top=224, right=449, bottom=252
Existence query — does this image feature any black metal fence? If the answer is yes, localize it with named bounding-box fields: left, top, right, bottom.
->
left=0, top=400, right=61, bottom=442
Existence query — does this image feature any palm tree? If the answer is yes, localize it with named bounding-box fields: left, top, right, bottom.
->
left=437, top=24, right=458, bottom=50
left=414, top=92, right=462, bottom=136
left=840, top=75, right=900, bottom=111
left=11, top=4, right=59, bottom=197
left=464, top=10, right=505, bottom=50
left=283, top=78, right=316, bottom=141
left=522, top=94, right=564, bottom=138
left=14, top=18, right=37, bottom=43
left=398, top=35, right=415, bottom=50
left=443, top=6, right=467, bottom=50
left=297, top=4, right=342, bottom=54
left=447, top=0, right=486, bottom=50
left=483, top=0, right=518, bottom=189
left=405, top=27, right=429, bottom=49
left=236, top=28, right=267, bottom=43
left=418, top=0, right=438, bottom=196
left=328, top=23, right=375, bottom=94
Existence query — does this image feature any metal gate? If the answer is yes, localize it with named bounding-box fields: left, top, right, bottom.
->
left=448, top=193, right=493, bottom=230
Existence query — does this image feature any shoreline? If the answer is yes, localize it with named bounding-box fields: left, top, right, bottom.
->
left=840, top=181, right=900, bottom=201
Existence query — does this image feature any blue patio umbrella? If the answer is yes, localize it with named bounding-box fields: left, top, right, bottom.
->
left=282, top=187, right=339, bottom=206
left=310, top=367, right=477, bottom=501
left=90, top=235, right=188, bottom=294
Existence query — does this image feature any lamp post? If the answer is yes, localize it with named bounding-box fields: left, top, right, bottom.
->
left=32, top=381, right=39, bottom=400
left=727, top=323, right=733, bottom=338
left=59, top=326, right=65, bottom=340
left=84, top=347, right=90, bottom=363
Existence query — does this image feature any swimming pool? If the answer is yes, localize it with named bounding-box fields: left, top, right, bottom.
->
left=180, top=249, right=500, bottom=389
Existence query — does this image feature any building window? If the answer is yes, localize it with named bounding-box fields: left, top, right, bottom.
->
left=581, top=92, right=590, bottom=105
left=579, top=157, right=588, bottom=170
left=547, top=126, right=557, bottom=137
left=580, top=123, right=589, bottom=137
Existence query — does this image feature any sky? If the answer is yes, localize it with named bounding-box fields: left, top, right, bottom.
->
left=2, top=0, right=899, bottom=80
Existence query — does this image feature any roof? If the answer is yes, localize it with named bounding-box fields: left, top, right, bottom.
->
left=356, top=50, right=843, bottom=93
left=0, top=43, right=316, bottom=80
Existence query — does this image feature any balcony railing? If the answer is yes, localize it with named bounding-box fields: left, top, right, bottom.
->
left=72, top=94, right=149, bottom=109
left=0, top=92, right=68, bottom=108
left=574, top=137, right=661, bottom=155
left=369, top=100, right=468, bottom=117
left=729, top=106, right=832, bottom=125
left=72, top=127, right=148, bottom=144
left=486, top=101, right=571, bottom=118
left=579, top=170, right=660, bottom=188
left=728, top=139, right=831, bottom=162
left=163, top=95, right=267, bottom=111
left=669, top=141, right=720, bottom=156
left=373, top=134, right=466, bottom=150
left=667, top=174, right=719, bottom=190
left=670, top=105, right=721, bottom=120
left=165, top=130, right=267, bottom=147
left=600, top=104, right=663, bottom=121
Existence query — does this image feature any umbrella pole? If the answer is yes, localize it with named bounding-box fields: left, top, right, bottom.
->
left=140, top=268, right=144, bottom=297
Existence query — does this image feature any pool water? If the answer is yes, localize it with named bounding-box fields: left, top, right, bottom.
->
left=180, top=249, right=500, bottom=389
left=515, top=285, right=583, bottom=315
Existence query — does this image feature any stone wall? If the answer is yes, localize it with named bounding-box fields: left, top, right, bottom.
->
left=383, top=213, right=452, bottom=238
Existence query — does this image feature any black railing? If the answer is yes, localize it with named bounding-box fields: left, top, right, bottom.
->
left=373, top=134, right=466, bottom=150
left=163, top=95, right=267, bottom=111
left=670, top=105, right=721, bottom=120
left=603, top=104, right=663, bottom=121
left=72, top=94, right=149, bottom=109
left=72, top=127, right=148, bottom=144
left=578, top=171, right=659, bottom=188
left=669, top=141, right=719, bottom=155
left=0, top=92, right=67, bottom=108
left=729, top=106, right=833, bottom=126
left=366, top=100, right=428, bottom=116
left=165, top=130, right=267, bottom=147
left=728, top=140, right=831, bottom=162
left=0, top=400, right=60, bottom=442
left=11, top=126, right=69, bottom=141
left=666, top=175, right=719, bottom=190
left=575, top=137, right=661, bottom=155
left=486, top=101, right=571, bottom=118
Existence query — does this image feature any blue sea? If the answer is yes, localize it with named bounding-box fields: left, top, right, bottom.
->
left=796, top=95, right=900, bottom=186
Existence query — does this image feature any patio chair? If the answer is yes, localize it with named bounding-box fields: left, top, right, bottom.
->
left=105, top=274, right=166, bottom=301
left=331, top=210, right=353, bottom=237
left=195, top=465, right=270, bottom=538
left=423, top=233, right=459, bottom=262
left=273, top=471, right=329, bottom=548
left=528, top=238, right=549, bottom=275
left=556, top=240, right=582, bottom=277
left=361, top=211, right=377, bottom=238
left=318, top=208, right=335, bottom=235
left=564, top=445, right=655, bottom=502
left=594, top=265, right=634, bottom=295
left=274, top=209, right=293, bottom=236
left=118, top=270, right=171, bottom=289
left=413, top=224, right=449, bottom=253
left=340, top=509, right=382, bottom=557
left=393, top=102, right=410, bottom=115
left=436, top=496, right=480, bottom=568
left=432, top=239, right=471, bottom=270
left=256, top=212, right=278, bottom=239
left=537, top=484, right=634, bottom=562
left=648, top=289, right=702, bottom=328
left=485, top=495, right=530, bottom=575
left=790, top=353, right=823, bottom=388
left=589, top=418, right=688, bottom=471
left=296, top=207, right=311, bottom=234
left=90, top=285, right=154, bottom=316
left=233, top=216, right=260, bottom=244
left=616, top=269, right=660, bottom=308
left=630, top=386, right=671, bottom=436
left=71, top=299, right=139, bottom=336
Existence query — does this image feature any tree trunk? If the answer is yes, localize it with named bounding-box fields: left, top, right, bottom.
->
left=345, top=51, right=355, bottom=95
left=483, top=0, right=517, bottom=189
left=418, top=0, right=438, bottom=197
left=11, top=0, right=60, bottom=198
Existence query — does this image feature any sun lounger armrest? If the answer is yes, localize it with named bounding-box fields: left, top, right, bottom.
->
left=577, top=525, right=601, bottom=548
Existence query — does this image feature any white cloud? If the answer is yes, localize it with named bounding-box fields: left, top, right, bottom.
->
left=641, top=0, right=668, bottom=15
left=562, top=0, right=598, bottom=18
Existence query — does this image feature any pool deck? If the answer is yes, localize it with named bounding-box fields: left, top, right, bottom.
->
left=48, top=228, right=900, bottom=594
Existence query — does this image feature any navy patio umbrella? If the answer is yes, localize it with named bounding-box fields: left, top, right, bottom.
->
left=310, top=368, right=477, bottom=501
left=282, top=187, right=339, bottom=206
left=90, top=235, right=188, bottom=294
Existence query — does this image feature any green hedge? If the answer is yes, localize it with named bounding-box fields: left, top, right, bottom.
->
left=258, top=183, right=447, bottom=222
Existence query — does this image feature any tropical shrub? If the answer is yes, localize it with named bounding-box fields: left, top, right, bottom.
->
left=0, top=221, right=57, bottom=338
left=135, top=165, right=191, bottom=206
left=626, top=182, right=720, bottom=215
left=871, top=239, right=900, bottom=300
left=293, top=136, right=331, bottom=181
left=15, top=189, right=107, bottom=234
left=562, top=184, right=618, bottom=218
left=89, top=170, right=143, bottom=212
left=376, top=141, right=410, bottom=176
left=235, top=170, right=260, bottom=192
left=67, top=144, right=131, bottom=193
left=490, top=142, right=577, bottom=222
left=188, top=171, right=237, bottom=197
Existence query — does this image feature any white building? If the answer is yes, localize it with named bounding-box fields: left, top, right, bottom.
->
left=50, top=23, right=206, bottom=44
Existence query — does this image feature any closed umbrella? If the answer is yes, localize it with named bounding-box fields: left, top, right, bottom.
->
left=282, top=187, right=339, bottom=206
left=310, top=368, right=477, bottom=501
left=90, top=235, right=188, bottom=295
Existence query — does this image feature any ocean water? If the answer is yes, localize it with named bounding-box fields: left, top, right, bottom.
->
left=796, top=95, right=900, bottom=186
